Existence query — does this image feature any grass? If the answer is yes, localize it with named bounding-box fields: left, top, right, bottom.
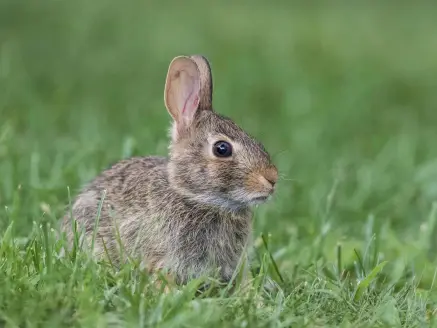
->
left=1, top=1, right=437, bottom=327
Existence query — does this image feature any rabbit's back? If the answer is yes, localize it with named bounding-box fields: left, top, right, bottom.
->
left=61, top=156, right=168, bottom=261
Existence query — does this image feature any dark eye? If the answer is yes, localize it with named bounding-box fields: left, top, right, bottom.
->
left=213, top=140, right=233, bottom=158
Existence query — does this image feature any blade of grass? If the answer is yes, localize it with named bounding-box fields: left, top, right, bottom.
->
left=261, top=233, right=284, bottom=284
left=354, top=261, right=388, bottom=301
left=91, top=189, right=107, bottom=252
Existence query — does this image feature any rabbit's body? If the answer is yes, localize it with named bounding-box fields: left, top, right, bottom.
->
left=64, top=155, right=251, bottom=283
left=61, top=55, right=277, bottom=285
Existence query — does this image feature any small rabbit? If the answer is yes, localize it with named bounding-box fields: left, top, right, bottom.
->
left=61, top=55, right=278, bottom=285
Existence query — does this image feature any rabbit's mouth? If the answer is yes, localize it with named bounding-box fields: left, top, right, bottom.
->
left=252, top=196, right=268, bottom=202
left=248, top=195, right=271, bottom=205
left=226, top=189, right=274, bottom=207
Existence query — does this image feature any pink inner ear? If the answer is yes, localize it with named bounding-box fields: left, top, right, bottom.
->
left=182, top=92, right=199, bottom=115
left=180, top=85, right=200, bottom=121
left=167, top=62, right=201, bottom=126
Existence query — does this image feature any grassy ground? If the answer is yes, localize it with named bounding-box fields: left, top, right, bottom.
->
left=1, top=1, right=437, bottom=327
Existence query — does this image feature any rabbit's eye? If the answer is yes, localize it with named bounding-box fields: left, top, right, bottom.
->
left=213, top=141, right=233, bottom=158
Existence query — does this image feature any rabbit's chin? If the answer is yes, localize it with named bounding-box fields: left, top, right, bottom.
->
left=189, top=191, right=271, bottom=211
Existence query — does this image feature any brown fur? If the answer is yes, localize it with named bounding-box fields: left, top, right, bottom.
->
left=60, top=55, right=278, bottom=285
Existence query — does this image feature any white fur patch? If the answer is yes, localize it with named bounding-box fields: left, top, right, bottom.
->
left=169, top=122, right=179, bottom=143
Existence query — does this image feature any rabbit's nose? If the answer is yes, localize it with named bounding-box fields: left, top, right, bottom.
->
left=263, top=166, right=278, bottom=188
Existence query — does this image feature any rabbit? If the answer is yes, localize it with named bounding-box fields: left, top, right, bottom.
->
left=60, top=54, right=278, bottom=285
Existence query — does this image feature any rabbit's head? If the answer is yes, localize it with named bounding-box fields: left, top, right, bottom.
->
left=164, top=55, right=278, bottom=210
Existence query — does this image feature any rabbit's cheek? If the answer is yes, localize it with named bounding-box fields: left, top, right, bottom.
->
left=205, top=162, right=231, bottom=186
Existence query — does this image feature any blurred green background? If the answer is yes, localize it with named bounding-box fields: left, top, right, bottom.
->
left=1, top=1, right=437, bottom=278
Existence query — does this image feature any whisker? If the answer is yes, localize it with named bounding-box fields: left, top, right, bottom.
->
left=278, top=173, right=299, bottom=183
left=271, top=148, right=292, bottom=158
left=279, top=177, right=298, bottom=182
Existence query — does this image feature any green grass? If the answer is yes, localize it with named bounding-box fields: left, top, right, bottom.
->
left=1, top=1, right=437, bottom=327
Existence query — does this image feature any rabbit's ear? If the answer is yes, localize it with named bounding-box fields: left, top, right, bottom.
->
left=164, top=55, right=213, bottom=130
left=189, top=55, right=213, bottom=110
left=164, top=56, right=201, bottom=129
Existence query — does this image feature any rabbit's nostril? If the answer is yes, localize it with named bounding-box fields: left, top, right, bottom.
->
left=266, top=178, right=276, bottom=187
